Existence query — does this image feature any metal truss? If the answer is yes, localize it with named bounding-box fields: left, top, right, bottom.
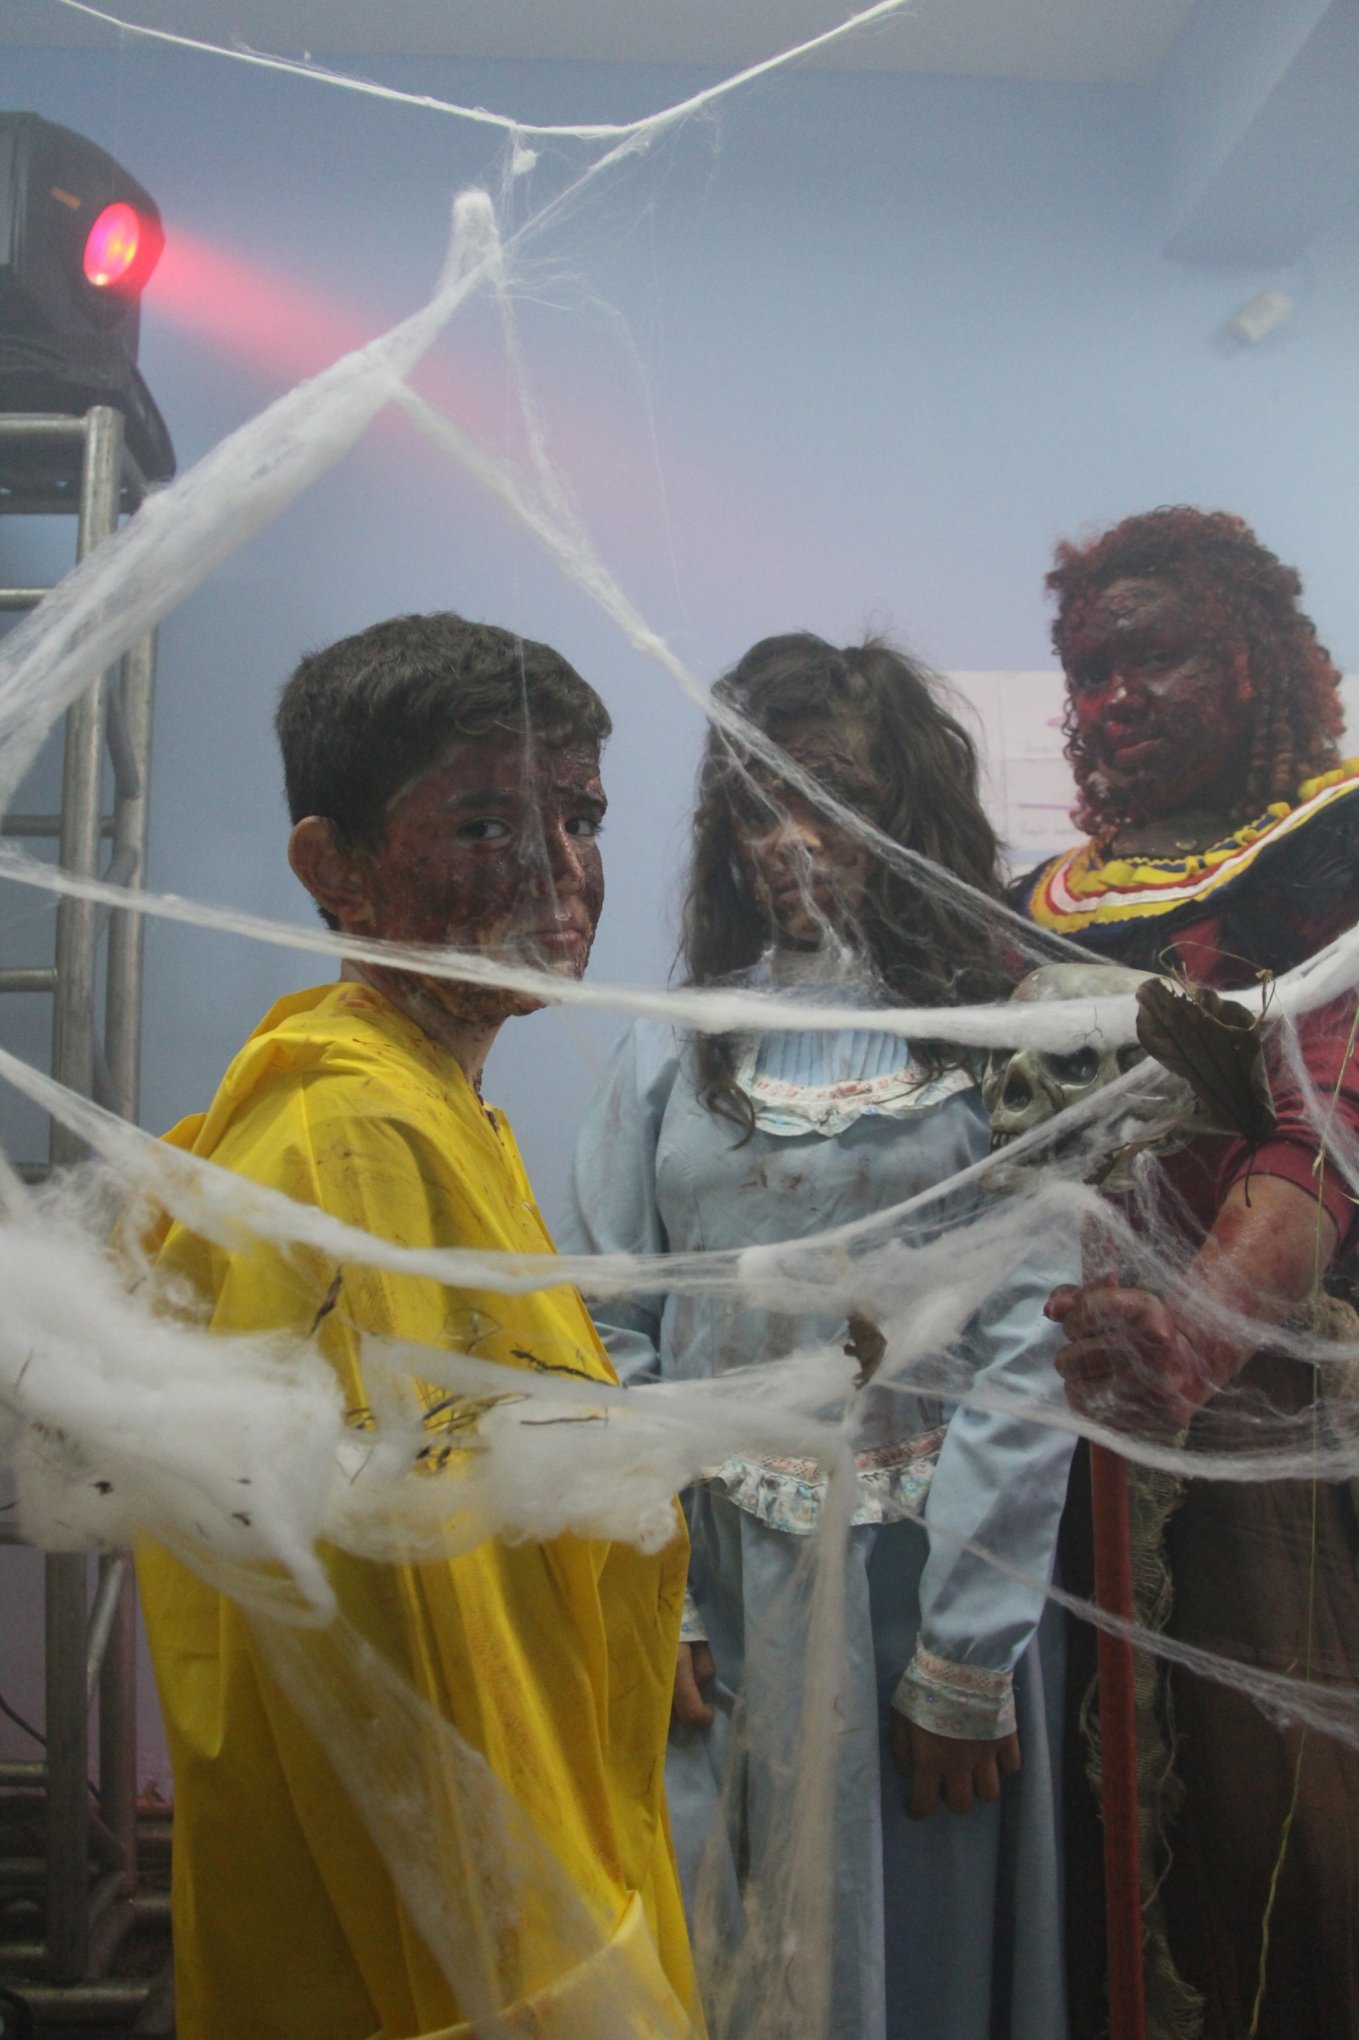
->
left=0, top=406, right=171, bottom=2031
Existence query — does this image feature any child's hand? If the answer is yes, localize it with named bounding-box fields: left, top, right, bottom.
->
left=672, top=1640, right=716, bottom=1728
left=889, top=1712, right=1020, bottom=1819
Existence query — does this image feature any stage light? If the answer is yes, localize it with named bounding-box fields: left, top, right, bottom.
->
left=0, top=111, right=174, bottom=482
left=84, top=200, right=162, bottom=293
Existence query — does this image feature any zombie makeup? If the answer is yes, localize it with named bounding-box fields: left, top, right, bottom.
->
left=1060, top=577, right=1251, bottom=830
left=732, top=719, right=879, bottom=949
left=353, top=731, right=605, bottom=1027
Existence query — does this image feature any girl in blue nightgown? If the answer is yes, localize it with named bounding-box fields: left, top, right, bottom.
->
left=560, top=633, right=1074, bottom=2040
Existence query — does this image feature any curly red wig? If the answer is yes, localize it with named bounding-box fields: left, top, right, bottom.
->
left=1048, top=507, right=1344, bottom=837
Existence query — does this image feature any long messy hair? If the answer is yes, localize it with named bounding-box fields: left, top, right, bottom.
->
left=1048, top=507, right=1344, bottom=837
left=679, top=632, right=1006, bottom=1130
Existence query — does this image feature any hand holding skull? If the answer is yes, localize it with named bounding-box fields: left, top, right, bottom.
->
left=1045, top=1174, right=1337, bottom=1433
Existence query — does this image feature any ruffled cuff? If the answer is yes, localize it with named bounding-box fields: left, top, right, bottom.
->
left=679, top=1589, right=708, bottom=1645
left=891, top=1644, right=1016, bottom=1740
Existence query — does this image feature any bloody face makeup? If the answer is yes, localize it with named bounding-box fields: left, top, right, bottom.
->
left=733, top=719, right=879, bottom=948
left=351, top=731, right=605, bottom=1024
left=1061, top=577, right=1251, bottom=828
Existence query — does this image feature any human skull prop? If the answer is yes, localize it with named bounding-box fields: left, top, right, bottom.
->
left=982, top=962, right=1157, bottom=1157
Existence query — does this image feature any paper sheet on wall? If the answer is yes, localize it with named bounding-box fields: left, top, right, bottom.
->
left=953, top=670, right=1359, bottom=880
left=949, top=670, right=1072, bottom=875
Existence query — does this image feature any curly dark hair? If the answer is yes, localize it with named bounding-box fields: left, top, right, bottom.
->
left=1048, top=507, right=1344, bottom=837
left=679, top=632, right=1007, bottom=1132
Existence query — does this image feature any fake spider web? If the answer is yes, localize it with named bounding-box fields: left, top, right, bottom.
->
left=3, top=6, right=1359, bottom=2035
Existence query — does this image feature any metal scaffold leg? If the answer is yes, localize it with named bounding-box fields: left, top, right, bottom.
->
left=0, top=406, right=170, bottom=2030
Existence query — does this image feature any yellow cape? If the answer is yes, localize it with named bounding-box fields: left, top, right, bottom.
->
left=136, top=982, right=697, bottom=2040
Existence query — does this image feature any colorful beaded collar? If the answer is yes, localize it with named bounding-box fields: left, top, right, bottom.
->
left=1025, top=759, right=1359, bottom=934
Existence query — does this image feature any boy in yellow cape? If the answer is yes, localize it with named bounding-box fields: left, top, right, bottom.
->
left=136, top=613, right=699, bottom=2040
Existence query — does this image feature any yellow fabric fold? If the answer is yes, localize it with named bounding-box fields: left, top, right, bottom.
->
left=136, top=982, right=697, bottom=2040
left=389, top=1893, right=695, bottom=2040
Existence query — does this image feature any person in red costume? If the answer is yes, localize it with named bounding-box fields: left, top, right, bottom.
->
left=1011, top=507, right=1359, bottom=2040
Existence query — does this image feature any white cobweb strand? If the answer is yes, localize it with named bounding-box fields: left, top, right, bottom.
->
left=0, top=1205, right=343, bottom=1610
left=389, top=361, right=1075, bottom=967
left=0, top=1170, right=864, bottom=1609
left=13, top=811, right=1359, bottom=1053
left=2, top=28, right=1359, bottom=2034
left=0, top=188, right=502, bottom=811
left=5, top=17, right=1063, bottom=972
left=13, top=0, right=1355, bottom=1584
left=0, top=841, right=1123, bottom=1041
left=50, top=0, right=917, bottom=143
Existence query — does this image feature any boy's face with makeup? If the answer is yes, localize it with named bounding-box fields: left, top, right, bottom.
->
left=353, top=730, right=606, bottom=1019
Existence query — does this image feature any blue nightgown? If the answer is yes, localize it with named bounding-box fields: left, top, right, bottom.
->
left=559, top=963, right=1076, bottom=2040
